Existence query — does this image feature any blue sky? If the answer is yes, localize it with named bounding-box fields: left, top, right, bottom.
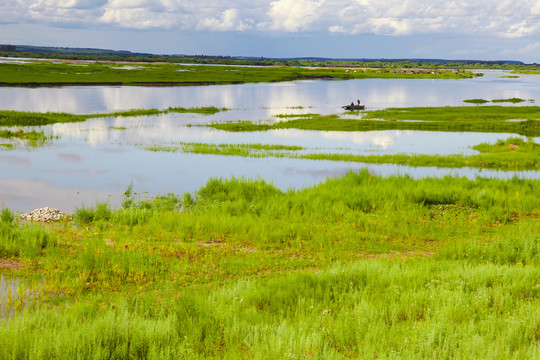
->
left=2, top=0, right=540, bottom=62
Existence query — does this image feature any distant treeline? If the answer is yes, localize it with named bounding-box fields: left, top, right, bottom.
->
left=1, top=44, right=539, bottom=70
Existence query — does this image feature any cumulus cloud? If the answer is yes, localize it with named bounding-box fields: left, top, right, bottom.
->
left=196, top=9, right=253, bottom=31
left=1, top=0, right=540, bottom=39
left=27, top=0, right=107, bottom=25
left=503, top=41, right=540, bottom=55
left=98, top=0, right=193, bottom=29
left=261, top=0, right=326, bottom=32
left=329, top=25, right=346, bottom=33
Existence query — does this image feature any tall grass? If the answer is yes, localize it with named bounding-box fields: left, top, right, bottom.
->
left=1, top=172, right=538, bottom=358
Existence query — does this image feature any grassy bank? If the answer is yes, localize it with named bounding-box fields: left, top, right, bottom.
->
left=210, top=106, right=540, bottom=136
left=0, top=61, right=476, bottom=87
left=0, top=172, right=538, bottom=358
left=0, top=107, right=226, bottom=127
left=143, top=137, right=539, bottom=171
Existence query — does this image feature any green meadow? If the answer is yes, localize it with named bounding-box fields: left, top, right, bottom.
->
left=1, top=171, right=539, bottom=358
left=0, top=61, right=476, bottom=87
left=1, top=70, right=540, bottom=358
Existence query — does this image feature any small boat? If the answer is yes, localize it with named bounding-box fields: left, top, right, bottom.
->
left=342, top=104, right=365, bottom=110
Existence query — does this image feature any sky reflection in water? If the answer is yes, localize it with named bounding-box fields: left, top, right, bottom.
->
left=0, top=71, right=538, bottom=212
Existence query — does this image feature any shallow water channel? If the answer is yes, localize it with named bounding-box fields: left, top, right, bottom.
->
left=0, top=274, right=39, bottom=317
left=0, top=70, right=538, bottom=212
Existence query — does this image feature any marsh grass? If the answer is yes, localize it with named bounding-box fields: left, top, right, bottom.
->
left=146, top=142, right=303, bottom=158
left=0, top=172, right=539, bottom=358
left=210, top=106, right=540, bottom=136
left=492, top=98, right=526, bottom=103
left=463, top=98, right=527, bottom=104
left=463, top=99, right=489, bottom=104
left=144, top=139, right=539, bottom=171
left=0, top=107, right=227, bottom=127
left=274, top=113, right=320, bottom=119
left=0, top=129, right=54, bottom=148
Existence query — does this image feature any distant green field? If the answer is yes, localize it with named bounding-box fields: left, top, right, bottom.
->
left=0, top=61, right=476, bottom=87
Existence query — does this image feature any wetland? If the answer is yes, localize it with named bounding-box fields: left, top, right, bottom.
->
left=0, top=60, right=539, bottom=359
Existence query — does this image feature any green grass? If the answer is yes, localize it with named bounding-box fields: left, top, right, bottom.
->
left=143, top=138, right=539, bottom=171
left=463, top=99, right=490, bottom=104
left=146, top=142, right=303, bottom=158
left=0, top=61, right=477, bottom=87
left=0, top=172, right=539, bottom=358
left=492, top=98, right=526, bottom=103
left=0, top=107, right=227, bottom=127
left=210, top=107, right=540, bottom=136
left=0, top=129, right=54, bottom=148
left=274, top=113, right=320, bottom=119
left=464, top=98, right=527, bottom=104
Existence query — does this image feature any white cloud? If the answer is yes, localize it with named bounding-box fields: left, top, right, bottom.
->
left=196, top=9, right=253, bottom=31
left=503, top=41, right=540, bottom=55
left=533, top=0, right=540, bottom=15
left=329, top=25, right=347, bottom=33
left=99, top=8, right=182, bottom=29
left=1, top=0, right=540, bottom=40
left=263, top=0, right=326, bottom=32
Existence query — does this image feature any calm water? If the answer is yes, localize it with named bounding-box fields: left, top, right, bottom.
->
left=0, top=71, right=538, bottom=212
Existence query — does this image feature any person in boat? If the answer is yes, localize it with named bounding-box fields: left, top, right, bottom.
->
left=357, top=99, right=361, bottom=105
left=351, top=102, right=354, bottom=106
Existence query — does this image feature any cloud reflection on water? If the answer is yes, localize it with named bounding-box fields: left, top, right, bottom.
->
left=1, top=74, right=539, bottom=212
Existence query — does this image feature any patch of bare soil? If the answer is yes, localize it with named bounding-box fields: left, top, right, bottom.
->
left=362, top=250, right=435, bottom=259
left=0, top=259, right=21, bottom=270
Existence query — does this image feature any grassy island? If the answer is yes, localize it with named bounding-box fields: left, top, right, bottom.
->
left=210, top=106, right=540, bottom=137
left=144, top=137, right=539, bottom=171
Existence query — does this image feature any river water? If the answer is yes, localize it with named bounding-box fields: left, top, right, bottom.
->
left=0, top=70, right=538, bottom=212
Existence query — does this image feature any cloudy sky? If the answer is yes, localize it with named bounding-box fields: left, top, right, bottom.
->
left=2, top=0, right=540, bottom=62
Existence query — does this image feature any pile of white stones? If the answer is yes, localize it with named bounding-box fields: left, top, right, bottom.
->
left=20, top=207, right=69, bottom=222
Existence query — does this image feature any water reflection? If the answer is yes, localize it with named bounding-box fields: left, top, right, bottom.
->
left=0, top=274, right=40, bottom=317
left=0, top=73, right=539, bottom=212
left=1, top=145, right=537, bottom=213
left=49, top=118, right=531, bottom=156
left=0, top=71, right=538, bottom=116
